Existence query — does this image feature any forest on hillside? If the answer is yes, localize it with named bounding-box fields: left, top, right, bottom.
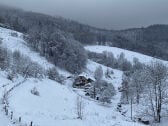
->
left=1, top=5, right=168, bottom=68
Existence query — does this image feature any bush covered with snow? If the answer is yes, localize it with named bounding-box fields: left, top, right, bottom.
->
left=47, top=67, right=65, bottom=84
left=10, top=32, right=18, bottom=37
left=87, top=80, right=116, bottom=103
left=31, top=87, right=40, bottom=96
left=0, top=48, right=44, bottom=78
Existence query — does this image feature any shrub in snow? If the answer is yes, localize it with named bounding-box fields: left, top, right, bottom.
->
left=105, top=68, right=113, bottom=79
left=0, top=47, right=9, bottom=70
left=47, top=67, right=59, bottom=80
left=99, top=89, right=113, bottom=103
left=87, top=80, right=116, bottom=103
left=98, top=81, right=116, bottom=103
left=10, top=32, right=18, bottom=37
left=94, top=66, right=103, bottom=81
left=117, top=52, right=132, bottom=71
left=24, top=61, right=44, bottom=78
left=56, top=75, right=65, bottom=84
left=7, top=71, right=15, bottom=81
left=12, top=50, right=44, bottom=78
left=31, top=87, right=40, bottom=96
left=47, top=67, right=65, bottom=84
left=0, top=47, right=44, bottom=78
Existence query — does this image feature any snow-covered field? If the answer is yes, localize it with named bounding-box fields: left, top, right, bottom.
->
left=85, top=45, right=168, bottom=64
left=0, top=67, right=142, bottom=126
left=1, top=27, right=167, bottom=126
left=0, top=58, right=129, bottom=126
left=7, top=77, right=144, bottom=126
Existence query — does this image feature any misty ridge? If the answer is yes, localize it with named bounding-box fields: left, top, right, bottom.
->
left=1, top=4, right=168, bottom=62
left=1, top=0, right=168, bottom=29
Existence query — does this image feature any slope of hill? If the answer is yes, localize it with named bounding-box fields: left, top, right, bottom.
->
left=85, top=45, right=168, bottom=65
left=0, top=27, right=53, bottom=70
left=7, top=62, right=144, bottom=126
left=1, top=5, right=168, bottom=61
left=1, top=26, right=168, bottom=125
left=0, top=26, right=147, bottom=126
left=0, top=71, right=24, bottom=126
left=0, top=27, right=70, bottom=76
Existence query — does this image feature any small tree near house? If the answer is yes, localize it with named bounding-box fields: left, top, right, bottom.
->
left=47, top=67, right=59, bottom=80
left=47, top=67, right=65, bottom=84
left=94, top=66, right=103, bottom=81
left=87, top=80, right=116, bottom=103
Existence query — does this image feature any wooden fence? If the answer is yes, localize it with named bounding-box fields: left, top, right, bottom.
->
left=2, top=79, right=36, bottom=126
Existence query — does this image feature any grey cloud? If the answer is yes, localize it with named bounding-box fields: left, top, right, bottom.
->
left=0, top=0, right=168, bottom=29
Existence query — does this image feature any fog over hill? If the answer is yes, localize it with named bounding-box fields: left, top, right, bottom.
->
left=0, top=5, right=168, bottom=61
left=0, top=0, right=168, bottom=29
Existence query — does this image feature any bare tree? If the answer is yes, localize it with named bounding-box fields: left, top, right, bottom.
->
left=47, top=67, right=59, bottom=80
left=132, top=57, right=143, bottom=71
left=76, top=96, right=84, bottom=120
left=87, top=80, right=115, bottom=103
left=130, top=70, right=145, bottom=104
left=144, top=61, right=168, bottom=122
left=105, top=68, right=113, bottom=79
left=120, top=72, right=131, bottom=104
left=94, top=66, right=103, bottom=81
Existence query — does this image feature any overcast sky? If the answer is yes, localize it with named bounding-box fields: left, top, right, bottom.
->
left=0, top=0, right=168, bottom=30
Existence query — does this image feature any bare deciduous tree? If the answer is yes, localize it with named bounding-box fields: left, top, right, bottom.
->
left=94, top=66, right=103, bottom=81
left=144, top=61, right=168, bottom=122
left=76, top=96, right=84, bottom=120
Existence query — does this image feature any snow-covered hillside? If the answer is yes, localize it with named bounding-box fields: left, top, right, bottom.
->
left=0, top=64, right=143, bottom=126
left=0, top=27, right=70, bottom=77
left=0, top=71, right=25, bottom=126
left=85, top=45, right=168, bottom=64
left=0, top=27, right=155, bottom=126
left=0, top=27, right=53, bottom=70
left=7, top=63, right=144, bottom=126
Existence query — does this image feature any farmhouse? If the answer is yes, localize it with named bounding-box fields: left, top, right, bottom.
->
left=73, top=76, right=94, bottom=88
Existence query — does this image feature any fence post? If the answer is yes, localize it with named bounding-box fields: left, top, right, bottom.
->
left=30, top=121, right=33, bottom=126
left=6, top=109, right=8, bottom=116
left=11, top=111, right=13, bottom=120
left=19, top=117, right=21, bottom=123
